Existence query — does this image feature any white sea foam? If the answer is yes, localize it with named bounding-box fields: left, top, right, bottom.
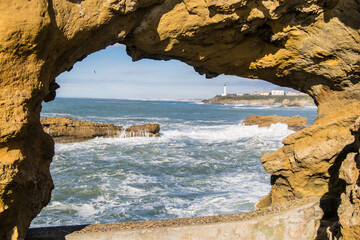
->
left=161, top=122, right=293, bottom=142
left=77, top=204, right=101, bottom=218
left=163, top=171, right=271, bottom=218
left=165, top=197, right=248, bottom=217
left=32, top=99, right=319, bottom=228
left=48, top=201, right=100, bottom=215
left=41, top=113, right=73, bottom=118
left=183, top=120, right=227, bottom=124
left=232, top=105, right=276, bottom=110
left=54, top=122, right=292, bottom=154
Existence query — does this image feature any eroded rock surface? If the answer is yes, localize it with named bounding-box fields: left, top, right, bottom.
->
left=1, top=0, right=360, bottom=239
left=41, top=117, right=160, bottom=142
left=243, top=115, right=307, bottom=131
left=336, top=117, right=360, bottom=240
left=125, top=124, right=160, bottom=137
left=41, top=117, right=123, bottom=143
left=257, top=103, right=360, bottom=239
left=257, top=103, right=360, bottom=205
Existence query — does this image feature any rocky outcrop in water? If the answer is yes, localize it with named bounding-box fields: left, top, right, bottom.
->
left=125, top=124, right=160, bottom=138
left=1, top=0, right=360, bottom=239
left=41, top=117, right=160, bottom=142
left=41, top=117, right=123, bottom=142
left=243, top=115, right=307, bottom=131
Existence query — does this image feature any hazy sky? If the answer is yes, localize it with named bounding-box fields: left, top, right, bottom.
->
left=56, top=44, right=294, bottom=100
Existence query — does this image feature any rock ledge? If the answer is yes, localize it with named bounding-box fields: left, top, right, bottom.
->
left=243, top=115, right=307, bottom=131
left=41, top=117, right=160, bottom=143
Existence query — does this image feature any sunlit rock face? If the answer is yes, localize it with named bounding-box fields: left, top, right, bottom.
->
left=1, top=0, right=360, bottom=239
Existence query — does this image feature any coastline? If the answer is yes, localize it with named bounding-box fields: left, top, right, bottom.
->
left=32, top=98, right=318, bottom=229
left=202, top=95, right=316, bottom=108
left=53, top=97, right=203, bottom=103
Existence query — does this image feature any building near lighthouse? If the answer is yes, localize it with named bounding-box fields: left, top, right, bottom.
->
left=271, top=90, right=285, bottom=95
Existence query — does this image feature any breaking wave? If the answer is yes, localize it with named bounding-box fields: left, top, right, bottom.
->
left=32, top=98, right=316, bottom=227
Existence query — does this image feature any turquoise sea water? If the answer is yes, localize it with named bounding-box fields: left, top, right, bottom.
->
left=31, top=98, right=317, bottom=227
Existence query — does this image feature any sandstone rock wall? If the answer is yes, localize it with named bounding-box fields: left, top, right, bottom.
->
left=1, top=0, right=360, bottom=239
left=257, top=103, right=360, bottom=205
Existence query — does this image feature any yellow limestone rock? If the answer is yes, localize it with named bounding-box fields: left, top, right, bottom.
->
left=243, top=115, right=307, bottom=131
left=1, top=0, right=360, bottom=239
left=40, top=117, right=160, bottom=142
left=41, top=117, right=124, bottom=143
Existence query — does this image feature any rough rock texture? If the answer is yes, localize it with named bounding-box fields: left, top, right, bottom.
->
left=336, top=117, right=360, bottom=240
left=41, top=117, right=123, bottom=143
left=256, top=103, right=360, bottom=239
left=41, top=117, right=160, bottom=142
left=125, top=124, right=160, bottom=137
left=1, top=0, right=360, bottom=239
left=257, top=104, right=360, bottom=204
left=243, top=115, right=307, bottom=131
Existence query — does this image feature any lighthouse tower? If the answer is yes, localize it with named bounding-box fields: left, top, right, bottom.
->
left=222, top=84, right=227, bottom=96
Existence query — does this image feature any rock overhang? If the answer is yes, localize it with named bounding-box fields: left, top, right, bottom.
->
left=2, top=0, right=360, bottom=239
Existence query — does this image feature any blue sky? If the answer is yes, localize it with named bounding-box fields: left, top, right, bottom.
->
left=56, top=44, right=294, bottom=100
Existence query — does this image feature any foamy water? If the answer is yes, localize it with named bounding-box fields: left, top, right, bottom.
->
left=31, top=98, right=317, bottom=227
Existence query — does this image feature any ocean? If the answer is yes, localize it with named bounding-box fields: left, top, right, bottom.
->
left=31, top=98, right=317, bottom=227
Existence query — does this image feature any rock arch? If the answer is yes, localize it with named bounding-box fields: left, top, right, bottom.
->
left=1, top=0, right=360, bottom=239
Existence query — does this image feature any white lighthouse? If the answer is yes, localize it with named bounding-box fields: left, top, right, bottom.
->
left=222, top=84, right=227, bottom=96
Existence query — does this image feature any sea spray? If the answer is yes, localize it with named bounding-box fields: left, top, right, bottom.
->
left=32, top=98, right=317, bottom=227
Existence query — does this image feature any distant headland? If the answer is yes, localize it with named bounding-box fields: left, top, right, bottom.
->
left=202, top=94, right=315, bottom=107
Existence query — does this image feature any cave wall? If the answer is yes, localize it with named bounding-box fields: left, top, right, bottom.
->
left=1, top=0, right=360, bottom=239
